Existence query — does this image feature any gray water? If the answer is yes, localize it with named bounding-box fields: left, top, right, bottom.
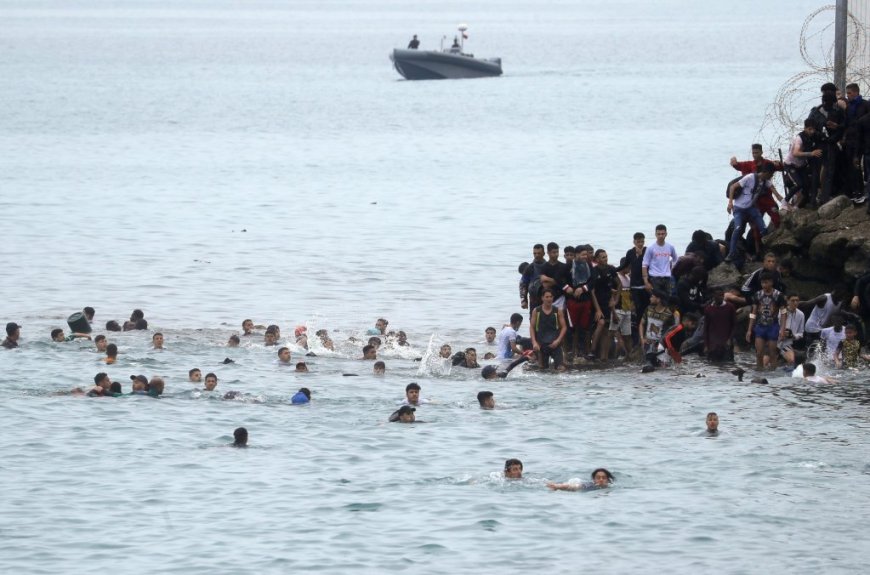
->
left=2, top=1, right=869, bottom=573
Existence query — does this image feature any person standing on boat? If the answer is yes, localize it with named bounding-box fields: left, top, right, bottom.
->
left=408, top=35, right=420, bottom=49
left=450, top=36, right=461, bottom=53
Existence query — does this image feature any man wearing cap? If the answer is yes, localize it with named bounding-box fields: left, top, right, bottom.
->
left=725, top=163, right=775, bottom=263
left=130, top=374, right=149, bottom=394
left=389, top=405, right=416, bottom=423
left=3, top=322, right=21, bottom=349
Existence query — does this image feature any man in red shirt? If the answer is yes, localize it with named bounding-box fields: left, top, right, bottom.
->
left=730, top=143, right=784, bottom=229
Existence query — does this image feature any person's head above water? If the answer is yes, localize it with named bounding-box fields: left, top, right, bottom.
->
left=51, top=328, right=65, bottom=342
left=439, top=343, right=452, bottom=359
left=152, top=332, right=164, bottom=349
left=204, top=372, right=218, bottom=391
left=373, top=361, right=386, bottom=375
left=504, top=458, right=523, bottom=479
left=405, top=382, right=421, bottom=404
left=295, top=361, right=308, bottom=373
left=242, top=319, right=254, bottom=335
left=362, top=344, right=377, bottom=360
left=94, top=334, right=107, bottom=352
left=803, top=362, right=817, bottom=377
left=291, top=387, right=311, bottom=404
left=477, top=391, right=495, bottom=409
left=481, top=365, right=499, bottom=380
left=706, top=412, right=719, bottom=433
left=233, top=427, right=248, bottom=447
left=591, top=468, right=614, bottom=487
left=189, top=368, right=202, bottom=382
left=105, top=320, right=122, bottom=332
left=485, top=327, right=496, bottom=344
left=389, top=405, right=416, bottom=423
left=278, top=347, right=292, bottom=363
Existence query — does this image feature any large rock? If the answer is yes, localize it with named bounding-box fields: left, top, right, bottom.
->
left=708, top=262, right=743, bottom=289
left=817, top=195, right=853, bottom=220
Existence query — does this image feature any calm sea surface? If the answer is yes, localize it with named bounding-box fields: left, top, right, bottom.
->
left=2, top=1, right=869, bottom=573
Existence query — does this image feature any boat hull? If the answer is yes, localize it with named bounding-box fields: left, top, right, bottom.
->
left=390, top=49, right=502, bottom=80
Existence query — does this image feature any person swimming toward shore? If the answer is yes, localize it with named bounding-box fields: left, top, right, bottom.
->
left=548, top=468, right=614, bottom=491
left=232, top=427, right=248, bottom=447
left=389, top=405, right=416, bottom=423
left=477, top=391, right=495, bottom=409
left=227, top=334, right=240, bottom=347
left=189, top=368, right=202, bottom=383
left=104, top=343, right=118, bottom=364
left=399, top=382, right=429, bottom=406
left=706, top=412, right=719, bottom=435
left=315, top=329, right=335, bottom=351
left=504, top=458, right=523, bottom=479
left=204, top=372, right=218, bottom=391
left=373, top=361, right=386, bottom=375
left=481, top=355, right=530, bottom=380
left=291, top=387, right=311, bottom=404
left=295, top=361, right=308, bottom=373
left=276, top=347, right=292, bottom=366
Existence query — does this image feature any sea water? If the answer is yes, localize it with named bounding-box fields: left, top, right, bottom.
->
left=1, top=1, right=869, bottom=573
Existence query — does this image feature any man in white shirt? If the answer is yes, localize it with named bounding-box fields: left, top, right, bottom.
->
left=726, top=162, right=775, bottom=263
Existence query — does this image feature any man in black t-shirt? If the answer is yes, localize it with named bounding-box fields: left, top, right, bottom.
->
left=590, top=250, right=619, bottom=360
left=539, top=242, right=571, bottom=310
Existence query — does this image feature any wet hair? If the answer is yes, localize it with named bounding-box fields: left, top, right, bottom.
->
left=362, top=344, right=375, bottom=355
left=134, top=318, right=148, bottom=330
left=51, top=328, right=64, bottom=340
left=298, top=387, right=311, bottom=399
left=295, top=362, right=307, bottom=370
left=205, top=372, right=217, bottom=381
left=368, top=337, right=382, bottom=347
left=148, top=377, right=165, bottom=394
left=803, top=362, right=817, bottom=376
left=188, top=368, right=200, bottom=377
left=751, top=143, right=763, bottom=152
left=373, top=361, right=386, bottom=370
left=242, top=319, right=252, bottom=327
left=655, top=224, right=667, bottom=232
left=510, top=313, right=523, bottom=324
left=278, top=346, right=289, bottom=355
left=465, top=347, right=476, bottom=355
left=405, top=382, right=421, bottom=392
left=105, top=320, right=122, bottom=332
left=130, top=309, right=144, bottom=321
left=233, top=427, right=248, bottom=445
left=152, top=332, right=163, bottom=340
left=533, top=243, right=544, bottom=251
left=707, top=411, right=718, bottom=418
left=633, top=232, right=645, bottom=240
left=546, top=242, right=559, bottom=252
left=110, top=382, right=122, bottom=394
left=95, top=334, right=106, bottom=343
left=591, top=468, right=614, bottom=482
left=518, top=262, right=529, bottom=275
left=94, top=372, right=108, bottom=385
left=228, top=334, right=240, bottom=345
left=504, top=458, right=523, bottom=471
left=83, top=307, right=95, bottom=319
left=106, top=344, right=118, bottom=358
left=485, top=326, right=496, bottom=333
left=477, top=391, right=493, bottom=405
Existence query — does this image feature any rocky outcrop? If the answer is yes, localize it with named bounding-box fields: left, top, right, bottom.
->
left=707, top=196, right=868, bottom=298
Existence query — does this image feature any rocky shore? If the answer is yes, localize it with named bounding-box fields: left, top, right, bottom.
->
left=709, top=195, right=868, bottom=299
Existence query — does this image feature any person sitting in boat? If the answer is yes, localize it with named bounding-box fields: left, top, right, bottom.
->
left=408, top=34, right=420, bottom=49
left=449, top=36, right=461, bottom=53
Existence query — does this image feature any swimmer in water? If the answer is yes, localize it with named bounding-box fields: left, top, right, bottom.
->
left=439, top=344, right=452, bottom=359
left=801, top=362, right=836, bottom=384
left=94, top=334, right=107, bottom=352
left=315, top=329, right=335, bottom=351
left=277, top=347, right=292, bottom=366
left=373, top=361, right=386, bottom=375
left=291, top=387, right=311, bottom=404
left=232, top=427, right=248, bottom=447
left=477, top=391, right=495, bottom=410
left=264, top=330, right=278, bottom=347
left=104, top=343, right=118, bottom=364
left=504, top=458, right=523, bottom=479
left=147, top=377, right=165, bottom=397
left=242, top=319, right=255, bottom=336
left=295, top=326, right=308, bottom=349
left=152, top=332, right=164, bottom=350
left=389, top=405, right=416, bottom=423
left=83, top=307, right=95, bottom=322
left=295, top=361, right=308, bottom=373
left=130, top=374, right=149, bottom=394
left=52, top=328, right=90, bottom=342
left=204, top=372, right=218, bottom=391
left=189, top=368, right=202, bottom=383
left=548, top=468, right=614, bottom=491
left=227, top=334, right=240, bottom=347
left=706, top=412, right=719, bottom=435
left=400, top=382, right=429, bottom=406
left=361, top=344, right=377, bottom=360
left=481, top=355, right=530, bottom=380
left=88, top=372, right=113, bottom=397
left=485, top=327, right=497, bottom=345
left=105, top=320, right=122, bottom=332
left=368, top=318, right=388, bottom=336
left=396, top=331, right=408, bottom=346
